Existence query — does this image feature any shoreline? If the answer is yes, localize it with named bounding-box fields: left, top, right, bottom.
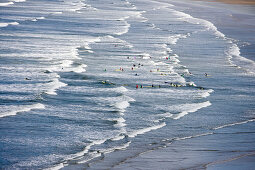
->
left=198, top=0, right=255, bottom=5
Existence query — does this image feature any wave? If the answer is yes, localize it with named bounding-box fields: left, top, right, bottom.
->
left=0, top=2, right=14, bottom=6
left=213, top=119, right=255, bottom=130
left=0, top=22, right=19, bottom=27
left=99, top=35, right=133, bottom=48
left=76, top=141, right=131, bottom=164
left=115, top=20, right=130, bottom=35
left=10, top=0, right=26, bottom=2
left=158, top=101, right=211, bottom=120
left=48, top=139, right=107, bottom=170
left=200, top=89, right=214, bottom=98
left=100, top=141, right=131, bottom=154
left=0, top=103, right=45, bottom=118
left=173, top=132, right=213, bottom=141
left=226, top=43, right=255, bottom=75
left=111, top=134, right=125, bottom=141
left=31, top=17, right=45, bottom=22
left=171, top=9, right=225, bottom=38
left=44, top=78, right=67, bottom=95
left=168, top=34, right=188, bottom=45
left=114, top=101, right=130, bottom=112
left=114, top=86, right=128, bottom=93
left=108, top=117, right=126, bottom=127
left=128, top=123, right=166, bottom=138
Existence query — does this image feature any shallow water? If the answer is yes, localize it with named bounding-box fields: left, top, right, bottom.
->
left=0, top=0, right=254, bottom=169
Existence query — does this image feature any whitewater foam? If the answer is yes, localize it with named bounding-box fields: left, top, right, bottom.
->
left=226, top=43, right=255, bottom=74
left=128, top=123, right=166, bottom=138
left=168, top=34, right=188, bottom=45
left=213, top=119, right=255, bottom=130
left=172, top=9, right=225, bottom=38
left=160, top=101, right=211, bottom=120
left=0, top=22, right=19, bottom=27
left=108, top=117, right=126, bottom=127
left=44, top=78, right=67, bottom=95
left=0, top=103, right=45, bottom=118
left=0, top=2, right=14, bottom=6
left=114, top=101, right=130, bottom=111
left=174, top=132, right=214, bottom=141
left=115, top=86, right=128, bottom=93
left=115, top=20, right=130, bottom=35
left=10, top=0, right=26, bottom=2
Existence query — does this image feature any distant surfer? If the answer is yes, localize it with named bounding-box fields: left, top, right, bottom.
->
left=205, top=73, right=208, bottom=77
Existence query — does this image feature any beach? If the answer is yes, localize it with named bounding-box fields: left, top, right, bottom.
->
left=0, top=0, right=255, bottom=169
left=205, top=0, right=255, bottom=5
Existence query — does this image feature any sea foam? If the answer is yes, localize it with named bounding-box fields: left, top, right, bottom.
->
left=0, top=22, right=19, bottom=27
left=128, top=123, right=166, bottom=138
left=0, top=103, right=45, bottom=118
left=160, top=101, right=211, bottom=120
left=0, top=2, right=14, bottom=6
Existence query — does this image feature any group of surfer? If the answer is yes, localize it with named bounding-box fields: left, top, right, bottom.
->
left=101, top=51, right=210, bottom=90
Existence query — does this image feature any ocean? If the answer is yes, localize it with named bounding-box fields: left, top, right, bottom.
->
left=0, top=0, right=255, bottom=169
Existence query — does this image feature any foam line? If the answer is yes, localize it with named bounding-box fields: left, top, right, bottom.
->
left=0, top=103, right=45, bottom=118
left=0, top=22, right=19, bottom=27
left=172, top=9, right=225, bottom=38
left=45, top=78, right=67, bottom=95
left=174, top=132, right=213, bottom=141
left=108, top=117, right=126, bottom=127
left=160, top=101, right=211, bottom=120
left=128, top=123, right=166, bottom=138
left=10, top=0, right=26, bottom=2
left=115, top=86, right=128, bottom=93
left=168, top=34, right=188, bottom=45
left=111, top=134, right=125, bottom=141
left=226, top=43, right=255, bottom=74
left=115, top=21, right=130, bottom=35
left=49, top=138, right=108, bottom=169
left=0, top=2, right=14, bottom=6
left=101, top=141, right=131, bottom=154
left=213, top=119, right=255, bottom=130
left=114, top=101, right=130, bottom=111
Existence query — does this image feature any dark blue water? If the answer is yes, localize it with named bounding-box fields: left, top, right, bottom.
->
left=0, top=0, right=255, bottom=169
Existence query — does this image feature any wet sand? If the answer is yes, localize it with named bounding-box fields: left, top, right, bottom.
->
left=111, top=121, right=255, bottom=170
